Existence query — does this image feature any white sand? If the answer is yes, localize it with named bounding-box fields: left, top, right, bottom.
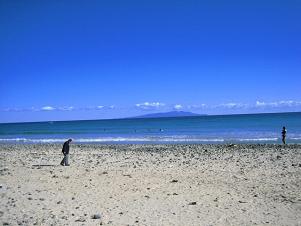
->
left=1, top=144, right=301, bottom=225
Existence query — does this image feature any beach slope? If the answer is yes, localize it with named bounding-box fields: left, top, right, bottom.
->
left=1, top=144, right=301, bottom=225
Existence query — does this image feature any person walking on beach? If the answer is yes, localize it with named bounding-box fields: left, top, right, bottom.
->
left=281, top=127, right=287, bottom=145
left=60, top=139, right=72, bottom=166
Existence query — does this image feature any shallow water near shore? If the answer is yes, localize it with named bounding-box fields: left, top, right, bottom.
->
left=0, top=112, right=301, bottom=144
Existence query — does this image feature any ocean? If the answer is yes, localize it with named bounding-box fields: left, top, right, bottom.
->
left=0, top=112, right=300, bottom=144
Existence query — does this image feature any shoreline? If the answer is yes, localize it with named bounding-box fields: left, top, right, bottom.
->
left=1, top=144, right=301, bottom=225
left=1, top=138, right=300, bottom=145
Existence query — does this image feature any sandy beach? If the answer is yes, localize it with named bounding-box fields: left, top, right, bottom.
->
left=1, top=144, right=301, bottom=226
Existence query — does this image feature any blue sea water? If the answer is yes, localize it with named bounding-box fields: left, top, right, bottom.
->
left=0, top=112, right=300, bottom=144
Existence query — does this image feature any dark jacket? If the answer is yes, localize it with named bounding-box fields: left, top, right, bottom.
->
left=62, top=141, right=70, bottom=155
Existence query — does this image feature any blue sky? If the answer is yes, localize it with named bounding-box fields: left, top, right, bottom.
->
left=0, top=0, right=301, bottom=122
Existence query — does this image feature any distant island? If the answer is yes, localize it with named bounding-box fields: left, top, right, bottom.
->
left=132, top=111, right=206, bottom=119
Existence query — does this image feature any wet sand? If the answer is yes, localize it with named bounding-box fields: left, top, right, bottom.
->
left=1, top=144, right=301, bottom=225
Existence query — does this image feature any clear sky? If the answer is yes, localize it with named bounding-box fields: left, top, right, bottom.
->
left=0, top=0, right=301, bottom=122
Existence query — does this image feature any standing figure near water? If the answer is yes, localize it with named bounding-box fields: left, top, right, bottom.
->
left=281, top=127, right=287, bottom=145
left=60, top=139, right=72, bottom=166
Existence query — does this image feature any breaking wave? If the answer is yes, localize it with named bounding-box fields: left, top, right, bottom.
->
left=0, top=137, right=225, bottom=143
left=237, top=138, right=278, bottom=142
left=1, top=136, right=300, bottom=144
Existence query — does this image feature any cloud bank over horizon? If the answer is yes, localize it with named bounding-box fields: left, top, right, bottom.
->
left=2, top=100, right=301, bottom=113
left=1, top=100, right=300, bottom=123
left=135, top=102, right=166, bottom=110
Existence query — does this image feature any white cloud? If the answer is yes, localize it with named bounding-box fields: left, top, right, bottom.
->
left=255, top=101, right=266, bottom=107
left=3, top=108, right=19, bottom=112
left=187, top=104, right=207, bottom=109
left=41, top=106, right=55, bottom=111
left=216, top=103, right=248, bottom=109
left=1, top=107, right=38, bottom=112
left=55, top=105, right=116, bottom=111
left=2, top=100, right=300, bottom=114
left=80, top=106, right=94, bottom=111
left=255, top=100, right=301, bottom=108
left=173, top=104, right=183, bottom=110
left=255, top=101, right=278, bottom=107
left=58, top=106, right=74, bottom=111
left=278, top=100, right=301, bottom=106
left=135, top=102, right=165, bottom=110
left=29, top=107, right=38, bottom=112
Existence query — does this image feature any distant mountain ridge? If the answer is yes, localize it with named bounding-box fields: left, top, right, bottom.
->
left=132, top=111, right=205, bottom=119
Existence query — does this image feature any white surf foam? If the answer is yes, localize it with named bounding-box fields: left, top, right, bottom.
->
left=2, top=136, right=301, bottom=143
left=237, top=138, right=278, bottom=142
left=0, top=137, right=225, bottom=143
